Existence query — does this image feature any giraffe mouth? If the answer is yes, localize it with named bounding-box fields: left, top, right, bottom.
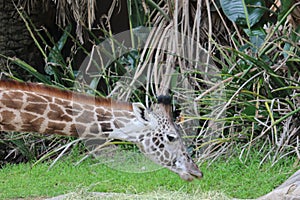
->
left=190, top=170, right=203, bottom=180
left=179, top=172, right=202, bottom=181
left=179, top=169, right=203, bottom=181
left=179, top=162, right=203, bottom=181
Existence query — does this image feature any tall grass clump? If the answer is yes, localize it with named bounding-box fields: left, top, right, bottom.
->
left=190, top=1, right=300, bottom=164
left=107, top=0, right=300, bottom=165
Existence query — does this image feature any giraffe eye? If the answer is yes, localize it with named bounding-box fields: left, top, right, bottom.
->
left=166, top=134, right=177, bottom=142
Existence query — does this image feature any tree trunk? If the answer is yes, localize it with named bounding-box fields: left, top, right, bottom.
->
left=0, top=0, right=32, bottom=69
left=0, top=0, right=55, bottom=76
left=257, top=170, right=300, bottom=200
left=0, top=0, right=129, bottom=76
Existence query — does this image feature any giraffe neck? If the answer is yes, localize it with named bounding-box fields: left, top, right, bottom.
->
left=0, top=80, right=139, bottom=141
left=0, top=80, right=204, bottom=181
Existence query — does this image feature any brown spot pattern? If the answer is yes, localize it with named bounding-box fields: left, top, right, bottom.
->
left=0, top=81, right=137, bottom=140
left=0, top=123, right=16, bottom=131
left=24, top=103, right=47, bottom=115
left=70, top=124, right=79, bottom=135
left=30, top=117, right=45, bottom=130
left=71, top=124, right=86, bottom=135
left=10, top=91, right=23, bottom=100
left=113, top=111, right=127, bottom=117
left=83, top=105, right=94, bottom=110
left=1, top=99, right=23, bottom=110
left=27, top=93, right=49, bottom=103
left=99, top=122, right=112, bottom=132
left=113, top=120, right=125, bottom=129
left=47, top=121, right=66, bottom=132
left=49, top=104, right=63, bottom=114
left=65, top=107, right=81, bottom=116
left=96, top=114, right=112, bottom=122
left=54, top=98, right=64, bottom=105
left=89, top=123, right=100, bottom=134
left=76, top=110, right=94, bottom=123
left=0, top=110, right=16, bottom=124
left=20, top=112, right=37, bottom=124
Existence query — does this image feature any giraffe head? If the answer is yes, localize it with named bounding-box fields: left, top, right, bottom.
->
left=114, top=96, right=203, bottom=181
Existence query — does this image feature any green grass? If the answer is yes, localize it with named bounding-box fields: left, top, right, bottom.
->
left=0, top=150, right=298, bottom=199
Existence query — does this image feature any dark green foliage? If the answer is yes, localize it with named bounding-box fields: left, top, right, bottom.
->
left=220, top=0, right=266, bottom=28
left=0, top=0, right=299, bottom=176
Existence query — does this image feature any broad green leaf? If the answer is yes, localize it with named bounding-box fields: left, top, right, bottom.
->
left=220, top=0, right=265, bottom=28
left=278, top=0, right=293, bottom=21
left=45, top=25, right=71, bottom=76
left=244, top=28, right=266, bottom=52
left=10, top=57, right=51, bottom=84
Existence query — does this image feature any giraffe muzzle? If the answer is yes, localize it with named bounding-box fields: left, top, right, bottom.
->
left=183, top=162, right=203, bottom=181
left=190, top=169, right=203, bottom=180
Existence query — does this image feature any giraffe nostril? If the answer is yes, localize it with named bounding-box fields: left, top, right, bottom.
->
left=166, top=134, right=176, bottom=142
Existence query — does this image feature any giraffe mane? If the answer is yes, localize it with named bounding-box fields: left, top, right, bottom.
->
left=0, top=80, right=133, bottom=111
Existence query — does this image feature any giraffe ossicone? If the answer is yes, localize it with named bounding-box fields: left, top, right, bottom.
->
left=0, top=80, right=202, bottom=181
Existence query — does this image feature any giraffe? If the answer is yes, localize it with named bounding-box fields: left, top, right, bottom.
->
left=0, top=80, right=202, bottom=181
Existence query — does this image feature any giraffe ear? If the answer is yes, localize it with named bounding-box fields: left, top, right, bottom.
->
left=132, top=103, right=151, bottom=123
